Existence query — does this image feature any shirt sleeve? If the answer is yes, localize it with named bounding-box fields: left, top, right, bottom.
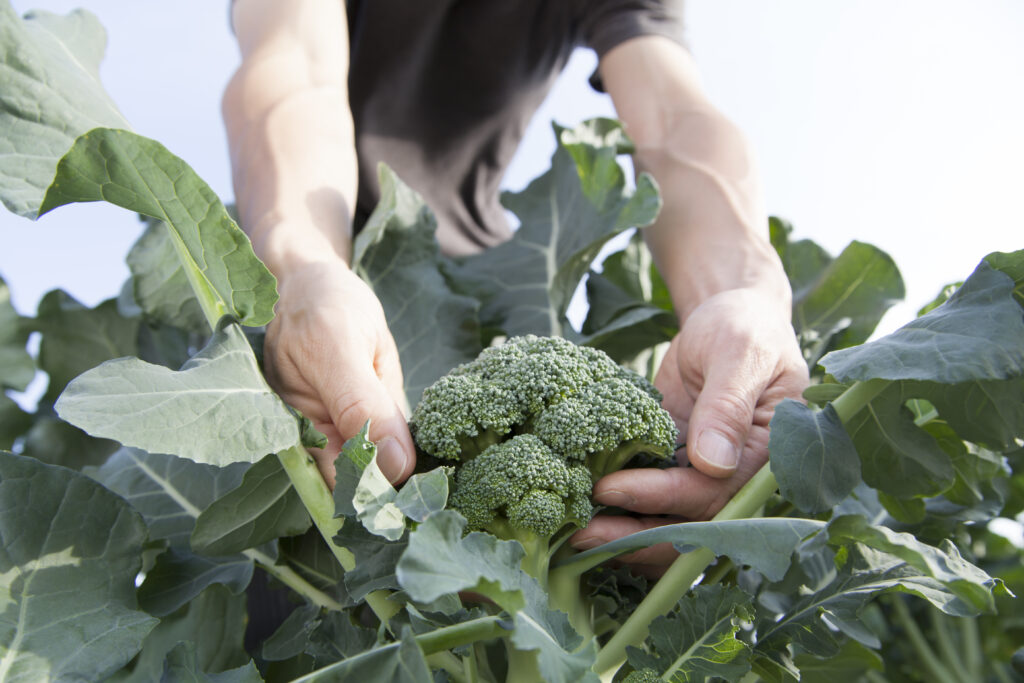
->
left=575, top=0, right=687, bottom=91
left=577, top=0, right=685, bottom=56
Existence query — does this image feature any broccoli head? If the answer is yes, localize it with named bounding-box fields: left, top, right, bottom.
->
left=409, top=336, right=679, bottom=580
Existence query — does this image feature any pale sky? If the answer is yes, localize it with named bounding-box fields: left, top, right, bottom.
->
left=3, top=0, right=1023, bottom=341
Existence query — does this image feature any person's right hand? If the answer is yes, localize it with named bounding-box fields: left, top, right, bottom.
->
left=264, top=257, right=415, bottom=487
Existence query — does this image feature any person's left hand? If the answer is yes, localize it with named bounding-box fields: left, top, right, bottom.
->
left=570, top=287, right=809, bottom=575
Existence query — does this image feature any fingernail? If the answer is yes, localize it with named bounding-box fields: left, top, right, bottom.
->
left=594, top=490, right=636, bottom=507
left=696, top=430, right=740, bottom=470
left=571, top=536, right=603, bottom=550
left=376, top=436, right=409, bottom=483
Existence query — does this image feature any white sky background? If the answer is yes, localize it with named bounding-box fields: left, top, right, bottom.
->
left=2, top=0, right=1023, bottom=339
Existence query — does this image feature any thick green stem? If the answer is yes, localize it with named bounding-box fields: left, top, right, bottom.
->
left=592, top=464, right=779, bottom=677
left=426, top=651, right=468, bottom=683
left=959, top=615, right=983, bottom=680
left=930, top=608, right=972, bottom=682
left=417, top=616, right=508, bottom=655
left=505, top=641, right=543, bottom=683
left=830, top=378, right=890, bottom=423
left=548, top=562, right=594, bottom=641
left=890, top=597, right=960, bottom=683
left=276, top=445, right=400, bottom=625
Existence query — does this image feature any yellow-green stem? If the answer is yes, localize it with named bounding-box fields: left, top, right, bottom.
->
left=592, top=464, right=779, bottom=677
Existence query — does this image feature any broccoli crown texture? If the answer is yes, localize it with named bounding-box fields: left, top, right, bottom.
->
left=622, top=669, right=663, bottom=683
left=448, top=434, right=593, bottom=537
left=410, top=336, right=678, bottom=541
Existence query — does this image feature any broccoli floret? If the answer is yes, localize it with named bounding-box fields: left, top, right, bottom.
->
left=622, top=669, right=663, bottom=683
left=448, top=434, right=593, bottom=579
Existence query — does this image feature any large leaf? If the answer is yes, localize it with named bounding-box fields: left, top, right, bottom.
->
left=826, top=515, right=999, bottom=613
left=0, top=395, right=30, bottom=450
left=753, top=545, right=980, bottom=673
left=792, top=241, right=904, bottom=350
left=56, top=323, right=299, bottom=466
left=289, top=628, right=432, bottom=683
left=108, top=585, right=250, bottom=683
left=0, top=276, right=33, bottom=392
left=844, top=382, right=956, bottom=498
left=159, top=642, right=263, bottom=683
left=353, top=166, right=481, bottom=405
left=448, top=119, right=661, bottom=337
left=822, top=263, right=1024, bottom=383
left=32, top=290, right=139, bottom=403
left=0, top=452, right=157, bottom=682
left=0, top=4, right=129, bottom=217
left=560, top=518, right=825, bottom=582
left=19, top=413, right=118, bottom=470
left=92, top=448, right=258, bottom=615
left=626, top=585, right=752, bottom=682
left=38, top=128, right=277, bottom=326
left=126, top=217, right=209, bottom=333
left=191, top=454, right=311, bottom=556
left=769, top=399, right=861, bottom=513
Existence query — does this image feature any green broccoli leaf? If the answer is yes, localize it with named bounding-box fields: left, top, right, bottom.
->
left=32, top=290, right=140, bottom=404
left=107, top=585, right=250, bottom=683
left=559, top=518, right=825, bottom=583
left=91, top=448, right=258, bottom=616
left=0, top=452, right=157, bottom=681
left=0, top=275, right=34, bottom=392
left=769, top=399, right=861, bottom=514
left=353, top=165, right=482, bottom=406
left=56, top=323, right=300, bottom=467
left=191, top=454, right=312, bottom=556
left=826, top=514, right=1000, bottom=614
left=159, top=642, right=263, bottom=683
left=822, top=263, right=1024, bottom=384
left=125, top=217, right=209, bottom=334
left=447, top=119, right=661, bottom=338
left=0, top=4, right=129, bottom=218
left=38, top=128, right=278, bottom=327
left=625, top=585, right=753, bottom=683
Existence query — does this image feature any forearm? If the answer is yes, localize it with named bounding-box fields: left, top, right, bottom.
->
left=223, top=0, right=356, bottom=277
left=635, top=108, right=790, bottom=319
left=601, top=36, right=790, bottom=321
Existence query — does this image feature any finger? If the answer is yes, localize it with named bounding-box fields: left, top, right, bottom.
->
left=591, top=466, right=734, bottom=520
left=318, top=352, right=416, bottom=486
left=685, top=347, right=771, bottom=478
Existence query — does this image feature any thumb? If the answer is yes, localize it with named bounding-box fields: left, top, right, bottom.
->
left=321, top=356, right=416, bottom=486
left=686, top=364, right=764, bottom=478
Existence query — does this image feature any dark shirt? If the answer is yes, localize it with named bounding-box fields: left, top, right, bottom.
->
left=346, top=0, right=685, bottom=255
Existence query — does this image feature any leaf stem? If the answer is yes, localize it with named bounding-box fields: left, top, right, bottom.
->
left=830, top=377, right=890, bottom=424
left=930, top=608, right=972, bottom=682
left=416, top=615, right=509, bottom=655
left=960, top=614, right=982, bottom=680
left=426, top=651, right=468, bottom=683
left=276, top=445, right=400, bottom=625
left=592, top=464, right=779, bottom=677
left=890, top=596, right=960, bottom=683
left=245, top=547, right=345, bottom=611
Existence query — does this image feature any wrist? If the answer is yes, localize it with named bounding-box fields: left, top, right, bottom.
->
left=247, top=212, right=352, bottom=279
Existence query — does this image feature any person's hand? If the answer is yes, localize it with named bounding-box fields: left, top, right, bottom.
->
left=571, top=287, right=808, bottom=574
left=264, top=258, right=415, bottom=487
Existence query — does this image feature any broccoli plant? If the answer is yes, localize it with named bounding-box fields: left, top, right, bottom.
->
left=409, top=335, right=676, bottom=594
left=0, top=6, right=1021, bottom=681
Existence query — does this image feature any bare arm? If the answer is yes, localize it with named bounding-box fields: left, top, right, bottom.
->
left=224, top=0, right=414, bottom=484
left=573, top=36, right=808, bottom=569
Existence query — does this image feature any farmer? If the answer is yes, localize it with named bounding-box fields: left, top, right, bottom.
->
left=223, top=0, right=808, bottom=571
